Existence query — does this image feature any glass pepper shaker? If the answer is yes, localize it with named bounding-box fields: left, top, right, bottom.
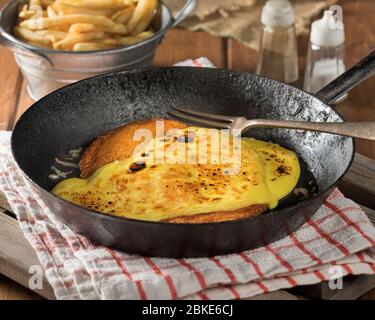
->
left=256, top=0, right=299, bottom=84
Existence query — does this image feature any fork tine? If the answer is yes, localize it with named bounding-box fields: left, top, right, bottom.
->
left=172, top=106, right=233, bottom=122
left=168, top=110, right=230, bottom=129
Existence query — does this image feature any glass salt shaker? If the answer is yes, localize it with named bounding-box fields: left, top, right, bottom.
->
left=256, top=0, right=299, bottom=84
left=303, top=10, right=346, bottom=102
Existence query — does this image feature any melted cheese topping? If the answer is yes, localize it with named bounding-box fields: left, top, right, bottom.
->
left=52, top=127, right=300, bottom=221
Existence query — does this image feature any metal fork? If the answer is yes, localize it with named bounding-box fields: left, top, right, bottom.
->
left=168, top=107, right=375, bottom=141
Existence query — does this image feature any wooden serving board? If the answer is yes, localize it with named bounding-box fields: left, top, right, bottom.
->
left=0, top=153, right=374, bottom=300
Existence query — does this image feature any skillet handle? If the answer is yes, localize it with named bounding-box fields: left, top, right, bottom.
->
left=171, top=0, right=197, bottom=27
left=315, top=50, right=375, bottom=104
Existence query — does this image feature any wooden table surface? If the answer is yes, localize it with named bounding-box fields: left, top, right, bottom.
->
left=0, top=0, right=375, bottom=299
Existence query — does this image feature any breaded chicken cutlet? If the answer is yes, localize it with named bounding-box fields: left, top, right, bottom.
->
left=79, top=119, right=187, bottom=178
left=78, top=119, right=268, bottom=223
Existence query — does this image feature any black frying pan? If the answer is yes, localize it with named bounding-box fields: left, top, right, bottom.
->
left=11, top=51, right=375, bottom=257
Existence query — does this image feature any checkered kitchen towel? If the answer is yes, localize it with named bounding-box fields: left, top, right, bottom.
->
left=1, top=58, right=375, bottom=299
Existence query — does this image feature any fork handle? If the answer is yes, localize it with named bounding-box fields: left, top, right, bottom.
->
left=242, top=119, right=375, bottom=141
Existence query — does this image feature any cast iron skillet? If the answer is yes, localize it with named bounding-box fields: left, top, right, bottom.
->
left=11, top=51, right=375, bottom=257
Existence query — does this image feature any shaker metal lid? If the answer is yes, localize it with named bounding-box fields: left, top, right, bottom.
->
left=310, top=10, right=345, bottom=46
left=261, top=0, right=295, bottom=27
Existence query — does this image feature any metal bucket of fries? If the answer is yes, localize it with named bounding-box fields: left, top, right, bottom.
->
left=0, top=0, right=197, bottom=100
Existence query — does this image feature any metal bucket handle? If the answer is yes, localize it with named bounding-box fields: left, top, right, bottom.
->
left=171, top=0, right=197, bottom=27
left=0, top=33, right=53, bottom=66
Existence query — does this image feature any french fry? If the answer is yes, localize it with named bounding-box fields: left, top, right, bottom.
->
left=13, top=26, right=52, bottom=47
left=47, top=35, right=64, bottom=42
left=36, top=29, right=67, bottom=41
left=53, top=31, right=104, bottom=50
left=116, top=36, right=143, bottom=46
left=116, top=31, right=153, bottom=45
left=136, top=30, right=154, bottom=39
left=53, top=1, right=115, bottom=17
left=36, top=29, right=67, bottom=36
left=101, top=23, right=128, bottom=35
left=110, top=5, right=134, bottom=24
left=59, top=0, right=130, bottom=9
left=20, top=14, right=115, bottom=30
left=18, top=3, right=29, bottom=16
left=93, top=37, right=121, bottom=45
left=30, top=0, right=42, bottom=6
left=41, top=0, right=54, bottom=8
left=48, top=24, right=71, bottom=32
left=49, top=1, right=60, bottom=15
left=21, top=3, right=45, bottom=20
left=47, top=5, right=58, bottom=17
left=126, top=0, right=156, bottom=34
left=68, top=23, right=96, bottom=33
left=28, top=41, right=52, bottom=48
left=107, top=30, right=152, bottom=47
left=69, top=23, right=127, bottom=36
left=19, top=4, right=35, bottom=19
left=130, top=0, right=156, bottom=36
left=19, top=3, right=28, bottom=13
left=19, top=9, right=37, bottom=20
left=73, top=42, right=114, bottom=51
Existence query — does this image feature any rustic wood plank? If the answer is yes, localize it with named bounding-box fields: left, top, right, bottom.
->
left=0, top=275, right=42, bottom=300
left=0, top=1, right=23, bottom=131
left=334, top=0, right=375, bottom=160
left=360, top=287, right=375, bottom=300
left=226, top=38, right=257, bottom=73
left=0, top=47, right=23, bottom=131
left=13, top=79, right=35, bottom=124
left=0, top=212, right=55, bottom=299
left=339, top=154, right=375, bottom=210
left=294, top=275, right=375, bottom=300
left=327, top=275, right=375, bottom=300
left=361, top=206, right=375, bottom=226
left=247, top=290, right=301, bottom=300
left=153, top=29, right=226, bottom=68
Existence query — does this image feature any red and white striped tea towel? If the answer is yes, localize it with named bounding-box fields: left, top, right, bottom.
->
left=174, top=57, right=215, bottom=68
left=1, top=58, right=375, bottom=300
